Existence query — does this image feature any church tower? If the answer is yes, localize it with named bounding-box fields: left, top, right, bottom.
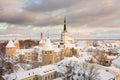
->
left=42, top=37, right=55, bottom=65
left=14, top=39, right=20, bottom=49
left=61, top=17, right=69, bottom=44
left=39, top=32, right=45, bottom=47
left=6, top=40, right=16, bottom=57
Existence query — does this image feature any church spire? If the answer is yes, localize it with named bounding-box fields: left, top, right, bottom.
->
left=40, top=32, right=43, bottom=40
left=64, top=17, right=67, bottom=32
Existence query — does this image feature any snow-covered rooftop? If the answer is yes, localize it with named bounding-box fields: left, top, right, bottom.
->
left=112, top=57, right=120, bottom=68
left=39, top=39, right=45, bottom=44
left=98, top=69, right=115, bottom=80
left=43, top=38, right=54, bottom=51
left=77, top=41, right=86, bottom=49
left=3, top=64, right=56, bottom=80
left=65, top=43, right=76, bottom=48
left=14, top=39, right=19, bottom=46
left=54, top=77, right=64, bottom=80
left=6, top=40, right=16, bottom=48
left=16, top=49, right=35, bottom=54
left=106, top=55, right=117, bottom=60
left=54, top=47, right=61, bottom=53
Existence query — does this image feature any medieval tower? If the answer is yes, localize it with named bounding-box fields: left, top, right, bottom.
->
left=42, top=37, right=55, bottom=65
left=6, top=40, right=16, bottom=57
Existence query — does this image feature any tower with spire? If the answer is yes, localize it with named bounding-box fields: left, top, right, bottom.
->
left=61, top=17, right=69, bottom=44
left=39, top=32, right=45, bottom=47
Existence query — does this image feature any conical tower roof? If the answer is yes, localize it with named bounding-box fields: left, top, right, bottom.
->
left=14, top=39, right=19, bottom=44
left=63, top=17, right=67, bottom=32
left=6, top=40, right=16, bottom=48
left=39, top=39, right=45, bottom=44
left=43, top=38, right=54, bottom=51
left=14, top=39, right=20, bottom=48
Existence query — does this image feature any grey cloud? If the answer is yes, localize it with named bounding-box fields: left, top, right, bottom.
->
left=0, top=0, right=120, bottom=27
left=0, top=9, right=36, bottom=25
left=34, top=14, right=63, bottom=26
left=24, top=0, right=80, bottom=12
left=27, top=0, right=120, bottom=27
left=64, top=0, right=120, bottom=27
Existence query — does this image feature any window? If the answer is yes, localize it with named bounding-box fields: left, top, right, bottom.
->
left=33, top=78, right=35, bottom=80
left=45, top=77, right=47, bottom=80
left=51, top=74, right=52, bottom=78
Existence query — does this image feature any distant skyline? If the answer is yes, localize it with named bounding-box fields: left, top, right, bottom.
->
left=0, top=0, right=120, bottom=40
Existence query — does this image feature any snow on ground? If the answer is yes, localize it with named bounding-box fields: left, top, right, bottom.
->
left=106, top=55, right=117, bottom=59
left=53, top=77, right=64, bottom=80
left=98, top=69, right=115, bottom=80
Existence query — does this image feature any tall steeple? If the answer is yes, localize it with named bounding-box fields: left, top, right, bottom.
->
left=40, top=32, right=43, bottom=40
left=61, top=17, right=69, bottom=44
left=64, top=17, right=67, bottom=32
left=39, top=32, right=44, bottom=47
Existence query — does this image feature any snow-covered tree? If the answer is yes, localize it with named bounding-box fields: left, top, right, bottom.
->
left=55, top=57, right=101, bottom=80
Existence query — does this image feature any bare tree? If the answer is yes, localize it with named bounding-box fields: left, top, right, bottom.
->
left=55, top=58, right=101, bottom=80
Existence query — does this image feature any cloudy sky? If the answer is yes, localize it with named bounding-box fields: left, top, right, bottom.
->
left=0, top=0, right=120, bottom=40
